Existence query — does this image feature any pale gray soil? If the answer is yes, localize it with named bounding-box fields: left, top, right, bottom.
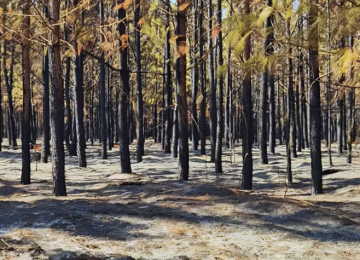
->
left=1, top=140, right=360, bottom=260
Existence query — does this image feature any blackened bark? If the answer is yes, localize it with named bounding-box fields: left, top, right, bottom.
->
left=225, top=46, right=231, bottom=149
left=286, top=21, right=293, bottom=182
left=73, top=39, right=87, bottom=167
left=191, top=0, right=199, bottom=151
left=299, top=44, right=306, bottom=150
left=276, top=75, right=282, bottom=145
left=269, top=76, right=275, bottom=154
left=41, top=6, right=50, bottom=163
left=4, top=42, right=17, bottom=148
left=176, top=0, right=189, bottom=180
left=241, top=0, right=253, bottom=190
left=64, top=25, right=75, bottom=156
left=90, top=82, right=94, bottom=145
left=115, top=85, right=119, bottom=144
left=347, top=36, right=354, bottom=163
left=164, top=0, right=172, bottom=153
left=308, top=2, right=323, bottom=194
left=287, top=20, right=297, bottom=159
left=343, top=97, right=347, bottom=151
left=135, top=0, right=144, bottom=162
left=326, top=0, right=332, bottom=165
left=172, top=96, right=179, bottom=158
left=153, top=82, right=158, bottom=142
left=337, top=93, right=343, bottom=154
left=0, top=42, right=2, bottom=152
left=208, top=0, right=216, bottom=162
left=304, top=79, right=309, bottom=148
left=215, top=0, right=223, bottom=173
left=50, top=0, right=67, bottom=196
left=110, top=79, right=114, bottom=148
left=199, top=0, right=206, bottom=155
left=259, top=71, right=268, bottom=163
left=260, top=0, right=274, bottom=161
left=118, top=0, right=132, bottom=173
left=286, top=87, right=292, bottom=183
left=21, top=0, right=31, bottom=185
left=296, top=49, right=302, bottom=152
left=100, top=0, right=107, bottom=159
left=107, top=68, right=112, bottom=150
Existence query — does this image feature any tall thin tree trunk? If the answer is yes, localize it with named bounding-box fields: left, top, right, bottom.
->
left=21, top=0, right=31, bottom=185
left=73, top=5, right=87, bottom=167
left=208, top=0, right=216, bottom=162
left=268, top=73, right=275, bottom=154
left=326, top=0, right=332, bottom=165
left=100, top=0, right=107, bottom=159
left=50, top=0, right=66, bottom=196
left=225, top=47, right=231, bottom=150
left=337, top=93, right=343, bottom=154
left=4, top=42, right=17, bottom=148
left=199, top=0, right=206, bottom=155
left=309, top=1, right=323, bottom=194
left=118, top=1, right=132, bottom=173
left=153, top=81, right=158, bottom=142
left=215, top=0, right=223, bottom=173
left=343, top=97, right=347, bottom=151
left=241, top=0, right=253, bottom=190
left=347, top=36, right=354, bottom=163
left=41, top=6, right=50, bottom=163
left=276, top=75, right=282, bottom=145
left=287, top=20, right=297, bottom=159
left=260, top=0, right=275, bottom=161
left=191, top=0, right=199, bottom=151
left=0, top=42, right=2, bottom=152
left=64, top=23, right=75, bottom=155
left=296, top=42, right=302, bottom=152
left=176, top=0, right=189, bottom=180
left=135, top=0, right=144, bottom=162
left=164, top=0, right=172, bottom=153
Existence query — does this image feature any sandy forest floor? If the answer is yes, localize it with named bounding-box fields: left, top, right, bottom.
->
left=1, top=140, right=360, bottom=260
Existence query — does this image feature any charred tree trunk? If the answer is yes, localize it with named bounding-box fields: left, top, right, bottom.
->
left=191, top=0, right=199, bottom=151
left=287, top=20, right=297, bottom=159
left=241, top=0, right=253, bottom=190
left=164, top=0, right=172, bottom=153
left=64, top=24, right=75, bottom=156
left=276, top=75, right=282, bottom=145
left=176, top=0, right=189, bottom=180
left=208, top=0, right=216, bottom=162
left=215, top=0, right=223, bottom=173
left=225, top=46, right=231, bottom=149
left=135, top=0, right=144, bottom=162
left=296, top=47, right=302, bottom=152
left=309, top=1, right=323, bottom=194
left=4, top=42, right=17, bottom=148
left=343, top=97, right=347, bottom=151
left=337, top=93, right=343, bottom=154
left=347, top=36, right=354, bottom=163
left=118, top=0, right=132, bottom=173
left=153, top=81, right=158, bottom=142
left=326, top=0, right=332, bottom=165
left=41, top=6, right=50, bottom=163
left=0, top=42, right=2, bottom=152
left=73, top=10, right=87, bottom=167
left=50, top=0, right=67, bottom=196
left=100, top=0, right=107, bottom=159
left=199, top=0, right=206, bottom=155
left=21, top=0, right=31, bottom=185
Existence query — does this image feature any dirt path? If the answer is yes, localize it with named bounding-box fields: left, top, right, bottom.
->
left=1, top=140, right=360, bottom=259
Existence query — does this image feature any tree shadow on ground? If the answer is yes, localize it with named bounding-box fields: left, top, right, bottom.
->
left=1, top=181, right=360, bottom=244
